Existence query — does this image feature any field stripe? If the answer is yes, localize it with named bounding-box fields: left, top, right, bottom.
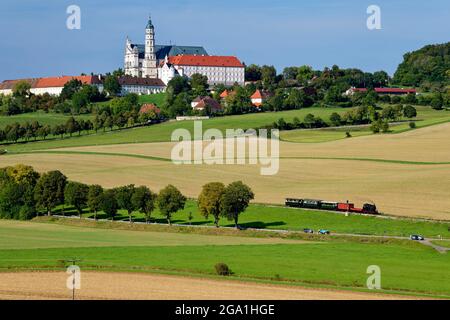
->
left=5, top=150, right=172, bottom=162
left=5, top=150, right=450, bottom=166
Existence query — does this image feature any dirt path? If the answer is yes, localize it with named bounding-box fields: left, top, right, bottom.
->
left=0, top=271, right=423, bottom=300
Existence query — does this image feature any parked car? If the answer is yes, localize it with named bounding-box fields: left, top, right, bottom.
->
left=303, top=228, right=314, bottom=234
left=410, top=235, right=424, bottom=241
left=318, top=229, right=330, bottom=235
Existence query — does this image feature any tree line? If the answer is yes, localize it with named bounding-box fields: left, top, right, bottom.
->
left=0, top=102, right=161, bottom=144
left=0, top=164, right=255, bottom=229
left=260, top=104, right=417, bottom=134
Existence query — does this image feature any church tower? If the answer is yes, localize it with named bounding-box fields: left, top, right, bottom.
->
left=143, top=15, right=158, bottom=78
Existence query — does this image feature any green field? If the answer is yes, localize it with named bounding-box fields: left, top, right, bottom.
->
left=0, top=220, right=297, bottom=250
left=138, top=93, right=166, bottom=107
left=280, top=106, right=450, bottom=143
left=0, top=220, right=448, bottom=297
left=57, top=200, right=450, bottom=239
left=431, top=240, right=450, bottom=248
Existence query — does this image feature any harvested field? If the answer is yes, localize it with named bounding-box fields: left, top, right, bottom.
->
left=0, top=271, right=419, bottom=300
left=53, top=121, right=450, bottom=163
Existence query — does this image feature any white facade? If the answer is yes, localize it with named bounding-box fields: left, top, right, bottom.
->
left=121, top=84, right=165, bottom=95
left=176, top=65, right=245, bottom=86
left=124, top=17, right=158, bottom=78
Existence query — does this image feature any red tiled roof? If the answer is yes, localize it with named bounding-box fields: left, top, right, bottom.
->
left=0, top=78, right=40, bottom=90
left=118, top=76, right=165, bottom=87
left=169, top=55, right=244, bottom=67
left=251, top=89, right=263, bottom=99
left=35, top=76, right=100, bottom=88
left=193, top=96, right=222, bottom=112
left=139, top=103, right=161, bottom=114
left=352, top=87, right=416, bottom=94
left=220, top=90, right=237, bottom=98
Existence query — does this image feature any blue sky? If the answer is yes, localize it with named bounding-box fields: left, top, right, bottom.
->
left=0, top=0, right=448, bottom=81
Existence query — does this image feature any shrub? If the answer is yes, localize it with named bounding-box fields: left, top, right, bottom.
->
left=215, top=263, right=232, bottom=276
left=0, top=149, right=6, bottom=155
left=409, top=122, right=416, bottom=129
left=345, top=131, right=352, bottom=138
left=19, top=206, right=35, bottom=221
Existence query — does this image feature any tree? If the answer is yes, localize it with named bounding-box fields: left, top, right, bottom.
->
left=101, top=189, right=118, bottom=220
left=157, top=185, right=186, bottom=225
left=0, top=180, right=24, bottom=219
left=104, top=75, right=122, bottom=96
left=12, top=81, right=31, bottom=99
left=65, top=117, right=79, bottom=137
left=329, top=112, right=342, bottom=126
left=381, top=106, right=396, bottom=121
left=220, top=181, right=254, bottom=229
left=261, top=65, right=277, bottom=87
left=198, top=182, right=226, bottom=227
left=5, top=164, right=39, bottom=187
left=381, top=120, right=390, bottom=133
left=93, top=115, right=103, bottom=133
left=403, top=105, right=417, bottom=118
left=64, top=181, right=89, bottom=218
left=304, top=113, right=316, bottom=128
left=60, top=79, right=83, bottom=101
left=104, top=116, right=113, bottom=131
left=245, top=64, right=262, bottom=82
left=87, top=184, right=103, bottom=220
left=34, top=171, right=67, bottom=216
left=115, top=185, right=136, bottom=222
left=431, top=93, right=444, bottom=110
left=190, top=73, right=209, bottom=97
left=131, top=186, right=156, bottom=223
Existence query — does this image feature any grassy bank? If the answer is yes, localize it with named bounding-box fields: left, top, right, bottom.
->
left=47, top=200, right=450, bottom=238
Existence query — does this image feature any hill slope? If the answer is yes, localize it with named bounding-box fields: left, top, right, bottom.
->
left=393, top=42, right=450, bottom=88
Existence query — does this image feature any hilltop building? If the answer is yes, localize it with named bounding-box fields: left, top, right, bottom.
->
left=125, top=16, right=245, bottom=86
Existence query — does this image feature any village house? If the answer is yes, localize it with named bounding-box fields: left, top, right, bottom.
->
left=191, top=96, right=223, bottom=113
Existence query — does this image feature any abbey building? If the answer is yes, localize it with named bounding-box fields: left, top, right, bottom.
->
left=124, top=17, right=245, bottom=86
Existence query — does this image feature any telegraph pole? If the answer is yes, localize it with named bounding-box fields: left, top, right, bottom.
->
left=63, top=258, right=82, bottom=300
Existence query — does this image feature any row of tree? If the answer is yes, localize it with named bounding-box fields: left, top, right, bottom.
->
left=0, top=106, right=161, bottom=144
left=263, top=105, right=417, bottom=132
left=0, top=164, right=255, bottom=228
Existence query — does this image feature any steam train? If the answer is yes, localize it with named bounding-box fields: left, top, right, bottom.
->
left=285, top=198, right=379, bottom=215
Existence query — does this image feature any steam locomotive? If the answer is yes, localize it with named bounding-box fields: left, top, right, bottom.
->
left=285, top=198, right=379, bottom=215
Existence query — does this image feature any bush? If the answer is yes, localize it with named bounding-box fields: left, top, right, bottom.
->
left=19, top=206, right=35, bottom=220
left=215, top=263, right=232, bottom=276
left=409, top=122, right=416, bottom=129
left=0, top=149, right=6, bottom=155
left=345, top=131, right=352, bottom=138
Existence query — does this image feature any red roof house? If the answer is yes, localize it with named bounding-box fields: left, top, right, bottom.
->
left=250, top=89, right=270, bottom=107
